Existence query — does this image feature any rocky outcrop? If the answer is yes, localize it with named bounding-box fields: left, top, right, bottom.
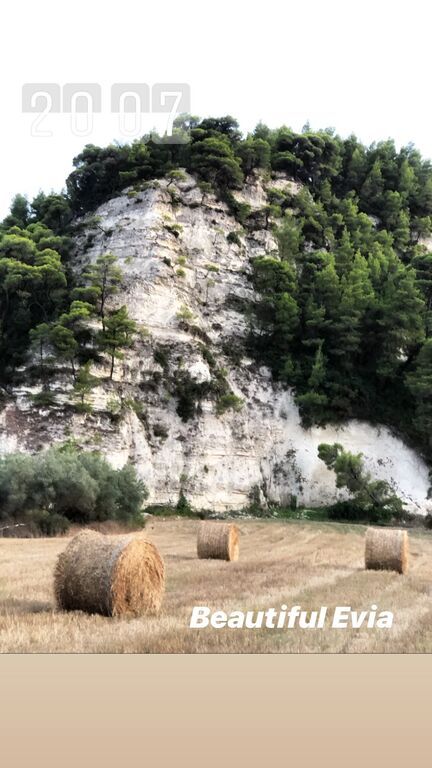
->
left=0, top=171, right=430, bottom=514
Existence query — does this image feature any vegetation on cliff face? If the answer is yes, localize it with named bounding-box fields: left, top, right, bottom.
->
left=318, top=443, right=405, bottom=523
left=1, top=115, right=432, bottom=463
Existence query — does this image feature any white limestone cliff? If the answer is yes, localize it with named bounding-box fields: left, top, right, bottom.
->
left=0, top=171, right=430, bottom=514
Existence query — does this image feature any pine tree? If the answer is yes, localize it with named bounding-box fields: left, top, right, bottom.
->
left=370, top=253, right=425, bottom=377
left=360, top=159, right=384, bottom=213
left=332, top=252, right=373, bottom=364
left=399, top=158, right=417, bottom=202
left=50, top=301, right=93, bottom=379
left=334, top=228, right=354, bottom=273
left=2, top=194, right=30, bottom=229
left=277, top=215, right=303, bottom=261
left=50, top=324, right=79, bottom=379
left=308, top=341, right=326, bottom=388
left=406, top=340, right=432, bottom=444
left=318, top=442, right=404, bottom=521
left=29, top=323, right=52, bottom=375
left=98, top=306, right=136, bottom=379
left=73, top=363, right=99, bottom=411
left=345, top=145, right=367, bottom=191
left=74, top=253, right=123, bottom=330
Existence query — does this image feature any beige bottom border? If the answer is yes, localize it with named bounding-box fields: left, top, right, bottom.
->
left=0, top=655, right=430, bottom=767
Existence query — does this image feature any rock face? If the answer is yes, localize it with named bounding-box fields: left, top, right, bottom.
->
left=0, top=171, right=431, bottom=514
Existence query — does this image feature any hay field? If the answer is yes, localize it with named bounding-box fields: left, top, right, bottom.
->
left=1, top=518, right=432, bottom=653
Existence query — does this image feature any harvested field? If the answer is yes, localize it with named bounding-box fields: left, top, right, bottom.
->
left=1, top=518, right=432, bottom=653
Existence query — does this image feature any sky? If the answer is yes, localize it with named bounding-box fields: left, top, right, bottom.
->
left=1, top=0, right=431, bottom=218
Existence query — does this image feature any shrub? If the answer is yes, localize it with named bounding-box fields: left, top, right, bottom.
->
left=107, top=396, right=122, bottom=420
left=0, top=447, right=148, bottom=534
left=167, top=169, right=187, bottom=183
left=153, top=345, right=170, bottom=370
left=326, top=500, right=371, bottom=522
left=123, top=397, right=144, bottom=417
left=222, top=192, right=251, bottom=224
left=31, top=390, right=57, bottom=408
left=36, top=512, right=70, bottom=536
left=173, top=371, right=211, bottom=421
left=200, top=344, right=216, bottom=368
left=143, top=503, right=177, bottom=517
left=318, top=443, right=405, bottom=523
left=227, top=231, right=242, bottom=247
left=153, top=422, right=169, bottom=439
left=176, top=304, right=194, bottom=322
left=216, top=393, right=244, bottom=415
left=164, top=222, right=182, bottom=238
left=176, top=491, right=193, bottom=516
left=74, top=401, right=93, bottom=414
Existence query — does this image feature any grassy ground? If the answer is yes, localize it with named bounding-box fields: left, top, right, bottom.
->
left=1, top=518, right=432, bottom=653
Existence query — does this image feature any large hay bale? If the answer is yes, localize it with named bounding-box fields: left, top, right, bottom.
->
left=365, top=527, right=409, bottom=575
left=54, top=530, right=165, bottom=617
left=197, top=521, right=239, bottom=561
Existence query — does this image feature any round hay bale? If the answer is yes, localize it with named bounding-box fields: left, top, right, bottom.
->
left=54, top=530, right=165, bottom=617
left=197, top=521, right=239, bottom=561
left=365, top=527, right=409, bottom=575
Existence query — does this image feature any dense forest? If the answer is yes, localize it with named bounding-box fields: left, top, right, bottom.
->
left=1, top=115, right=432, bottom=465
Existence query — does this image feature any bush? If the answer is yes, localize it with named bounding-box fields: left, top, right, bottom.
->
left=227, top=231, right=242, bottom=247
left=176, top=491, right=193, bottom=516
left=0, top=447, right=148, bottom=534
left=216, top=393, right=244, bottom=415
left=176, top=304, right=194, bottom=323
left=164, top=222, right=182, bottom=237
left=153, top=345, right=170, bottom=370
left=200, top=344, right=216, bottom=368
left=143, top=503, right=177, bottom=517
left=326, top=500, right=372, bottom=522
left=222, top=191, right=251, bottom=224
left=36, top=512, right=70, bottom=536
left=325, top=500, right=397, bottom=524
left=318, top=443, right=405, bottom=523
left=173, top=371, right=211, bottom=422
left=273, top=506, right=330, bottom=522
left=31, top=390, right=57, bottom=407
left=107, top=396, right=122, bottom=420
left=153, top=422, right=168, bottom=439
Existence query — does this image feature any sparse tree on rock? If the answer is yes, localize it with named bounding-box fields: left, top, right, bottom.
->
left=98, top=305, right=136, bottom=379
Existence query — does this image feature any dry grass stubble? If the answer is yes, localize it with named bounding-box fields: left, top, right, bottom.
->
left=1, top=519, right=432, bottom=652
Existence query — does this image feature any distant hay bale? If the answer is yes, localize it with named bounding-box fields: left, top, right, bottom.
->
left=365, top=527, right=409, bottom=575
left=197, top=522, right=239, bottom=561
left=54, top=530, right=165, bottom=617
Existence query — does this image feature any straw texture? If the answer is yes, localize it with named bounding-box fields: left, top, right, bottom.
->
left=197, top=521, right=239, bottom=561
left=54, top=530, right=165, bottom=616
left=365, top=527, right=409, bottom=575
